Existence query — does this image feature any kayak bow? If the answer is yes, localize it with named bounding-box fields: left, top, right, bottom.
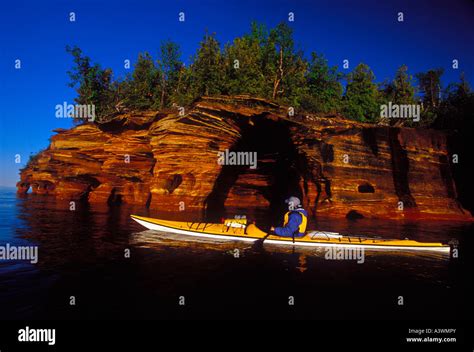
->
left=130, top=215, right=451, bottom=253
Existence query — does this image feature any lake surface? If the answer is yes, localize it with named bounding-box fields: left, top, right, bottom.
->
left=0, top=186, right=472, bottom=319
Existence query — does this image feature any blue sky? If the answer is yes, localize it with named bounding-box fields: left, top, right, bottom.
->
left=1, top=0, right=473, bottom=186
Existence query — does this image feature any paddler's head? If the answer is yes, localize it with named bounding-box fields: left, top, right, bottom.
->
left=285, top=196, right=301, bottom=211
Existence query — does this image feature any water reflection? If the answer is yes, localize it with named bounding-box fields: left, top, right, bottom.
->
left=1, top=191, right=472, bottom=319
left=13, top=193, right=469, bottom=273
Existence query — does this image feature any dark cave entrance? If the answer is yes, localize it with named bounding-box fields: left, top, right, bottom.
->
left=204, top=115, right=304, bottom=223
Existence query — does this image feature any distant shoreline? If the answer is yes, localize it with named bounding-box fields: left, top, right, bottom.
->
left=0, top=185, right=16, bottom=189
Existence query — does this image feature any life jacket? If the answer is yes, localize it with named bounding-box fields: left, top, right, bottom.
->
left=283, top=208, right=308, bottom=236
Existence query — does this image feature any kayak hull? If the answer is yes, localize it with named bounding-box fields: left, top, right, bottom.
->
left=130, top=215, right=451, bottom=253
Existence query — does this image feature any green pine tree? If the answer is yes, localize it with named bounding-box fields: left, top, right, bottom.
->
left=66, top=45, right=115, bottom=122
left=301, top=52, right=343, bottom=113
left=416, top=68, right=444, bottom=108
left=343, top=63, right=380, bottom=122
left=415, top=68, right=444, bottom=125
left=125, top=52, right=160, bottom=110
left=378, top=65, right=417, bottom=125
left=190, top=32, right=224, bottom=97
left=157, top=40, right=183, bottom=108
left=222, top=34, right=266, bottom=96
left=435, top=72, right=473, bottom=129
left=385, top=65, right=416, bottom=105
left=268, top=23, right=307, bottom=105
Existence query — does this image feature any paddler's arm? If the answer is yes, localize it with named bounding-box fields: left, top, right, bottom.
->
left=271, top=213, right=301, bottom=237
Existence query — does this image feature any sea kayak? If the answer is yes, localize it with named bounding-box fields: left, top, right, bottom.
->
left=130, top=215, right=451, bottom=253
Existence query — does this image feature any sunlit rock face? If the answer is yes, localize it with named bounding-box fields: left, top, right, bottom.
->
left=17, top=95, right=471, bottom=221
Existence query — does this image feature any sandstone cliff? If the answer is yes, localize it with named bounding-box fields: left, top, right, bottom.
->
left=17, top=96, right=471, bottom=221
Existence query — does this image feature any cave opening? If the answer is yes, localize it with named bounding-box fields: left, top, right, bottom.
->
left=346, top=210, right=364, bottom=220
left=204, top=115, right=304, bottom=224
left=358, top=182, right=375, bottom=193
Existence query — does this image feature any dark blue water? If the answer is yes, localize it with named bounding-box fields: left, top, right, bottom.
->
left=0, top=186, right=473, bottom=319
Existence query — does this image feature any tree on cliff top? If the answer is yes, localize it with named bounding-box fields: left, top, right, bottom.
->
left=343, top=63, right=380, bottom=122
left=65, top=23, right=471, bottom=129
left=222, top=26, right=267, bottom=96
left=416, top=68, right=444, bottom=109
left=66, top=45, right=115, bottom=122
left=157, top=40, right=184, bottom=108
left=221, top=21, right=305, bottom=103
left=268, top=23, right=307, bottom=106
left=300, top=52, right=343, bottom=113
left=124, top=52, right=161, bottom=110
left=415, top=68, right=444, bottom=126
left=380, top=65, right=416, bottom=106
left=434, top=72, right=474, bottom=130
left=190, top=32, right=224, bottom=97
left=378, top=65, right=417, bottom=126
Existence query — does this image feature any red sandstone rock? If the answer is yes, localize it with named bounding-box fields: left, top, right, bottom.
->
left=17, top=95, right=472, bottom=221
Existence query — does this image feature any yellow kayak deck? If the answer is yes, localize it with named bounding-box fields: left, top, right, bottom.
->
left=130, top=215, right=450, bottom=253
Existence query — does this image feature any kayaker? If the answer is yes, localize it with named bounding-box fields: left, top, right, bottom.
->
left=270, top=196, right=308, bottom=238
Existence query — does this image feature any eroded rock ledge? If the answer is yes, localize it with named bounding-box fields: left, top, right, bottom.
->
left=17, top=95, right=471, bottom=221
